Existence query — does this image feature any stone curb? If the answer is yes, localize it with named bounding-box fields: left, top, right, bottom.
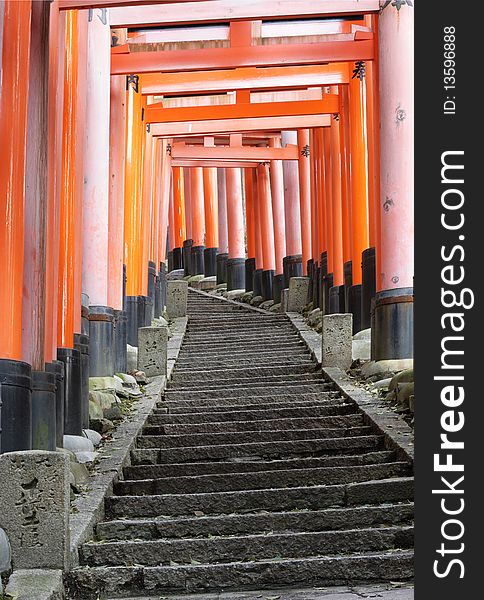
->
left=5, top=569, right=65, bottom=600
left=286, top=313, right=414, bottom=464
left=69, top=316, right=187, bottom=568
left=189, top=287, right=277, bottom=316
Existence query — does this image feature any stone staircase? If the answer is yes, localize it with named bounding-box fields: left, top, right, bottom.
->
left=68, top=290, right=414, bottom=599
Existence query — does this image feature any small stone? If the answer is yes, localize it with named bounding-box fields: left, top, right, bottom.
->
left=89, top=399, right=103, bottom=420
left=361, top=359, right=414, bottom=379
left=83, top=429, right=102, bottom=447
left=127, top=344, right=138, bottom=371
left=201, top=276, right=217, bottom=291
left=371, top=377, right=393, bottom=390
left=63, top=435, right=95, bottom=455
left=115, top=372, right=138, bottom=388
left=269, top=303, right=281, bottom=313
left=75, top=451, right=97, bottom=464
left=396, top=382, right=414, bottom=408
left=352, top=339, right=371, bottom=361
left=308, top=308, right=322, bottom=327
left=0, top=527, right=11, bottom=574
left=70, top=461, right=90, bottom=491
left=250, top=295, right=264, bottom=306
left=227, top=289, right=245, bottom=301
left=130, top=370, right=148, bottom=385
left=104, top=401, right=122, bottom=421
left=242, top=291, right=253, bottom=303
left=260, top=300, right=275, bottom=310
left=89, top=418, right=115, bottom=434
left=353, top=327, right=371, bottom=341
left=389, top=368, right=414, bottom=391
left=166, top=268, right=185, bottom=280
left=89, top=390, right=117, bottom=412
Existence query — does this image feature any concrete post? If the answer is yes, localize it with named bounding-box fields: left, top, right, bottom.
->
left=138, top=326, right=168, bottom=377
left=287, top=277, right=310, bottom=313
left=322, top=314, right=353, bottom=370
left=166, top=280, right=188, bottom=319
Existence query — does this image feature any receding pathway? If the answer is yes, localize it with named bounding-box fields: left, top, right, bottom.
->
left=68, top=290, right=414, bottom=599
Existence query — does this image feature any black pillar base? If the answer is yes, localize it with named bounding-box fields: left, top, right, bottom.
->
left=373, top=287, right=414, bottom=361
left=88, top=306, right=114, bottom=377
left=217, top=253, right=228, bottom=285
left=31, top=371, right=57, bottom=451
left=172, top=247, right=184, bottom=271
left=273, top=273, right=285, bottom=304
left=0, top=359, right=32, bottom=453
left=319, top=252, right=328, bottom=311
left=322, top=272, right=334, bottom=315
left=191, top=245, right=205, bottom=275
left=344, top=260, right=353, bottom=313
left=126, top=296, right=152, bottom=347
left=307, top=259, right=314, bottom=302
left=167, top=251, right=174, bottom=273
left=253, top=269, right=263, bottom=297
left=81, top=293, right=89, bottom=336
left=159, top=263, right=167, bottom=313
left=204, top=247, right=218, bottom=277
left=148, top=261, right=156, bottom=322
left=227, top=257, right=246, bottom=291
left=329, top=285, right=346, bottom=314
left=46, top=360, right=65, bottom=448
left=57, top=347, right=82, bottom=436
left=361, top=247, right=376, bottom=331
left=244, top=258, right=255, bottom=292
left=74, top=333, right=90, bottom=430
left=122, top=264, right=127, bottom=312
left=312, top=263, right=320, bottom=309
left=113, top=309, right=128, bottom=374
left=347, top=284, right=362, bottom=335
left=183, top=239, right=193, bottom=276
left=261, top=269, right=274, bottom=301
left=283, top=254, right=303, bottom=288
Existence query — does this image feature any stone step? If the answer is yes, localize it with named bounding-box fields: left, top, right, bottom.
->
left=165, top=383, right=332, bottom=400
left=68, top=550, right=414, bottom=597
left=167, top=372, right=324, bottom=391
left=157, top=393, right=343, bottom=411
left=136, top=426, right=374, bottom=449
left=174, top=356, right=311, bottom=369
left=123, top=450, right=397, bottom=480
left=144, top=414, right=364, bottom=435
left=170, top=365, right=318, bottom=385
left=106, top=477, right=414, bottom=519
left=150, top=402, right=355, bottom=421
left=114, top=463, right=411, bottom=496
left=130, top=434, right=385, bottom=465
left=177, top=346, right=308, bottom=359
left=82, top=525, right=414, bottom=568
left=180, top=340, right=305, bottom=352
left=96, top=501, right=413, bottom=541
left=173, top=358, right=314, bottom=374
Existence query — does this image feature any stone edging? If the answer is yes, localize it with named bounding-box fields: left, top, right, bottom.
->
left=69, top=316, right=188, bottom=567
left=190, top=287, right=276, bottom=316
left=286, top=312, right=414, bottom=464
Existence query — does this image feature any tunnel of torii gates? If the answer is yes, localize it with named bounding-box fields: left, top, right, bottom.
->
left=0, top=0, right=413, bottom=454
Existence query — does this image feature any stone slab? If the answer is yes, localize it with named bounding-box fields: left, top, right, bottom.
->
left=166, top=280, right=188, bottom=319
left=0, top=526, right=11, bottom=573
left=138, top=326, right=168, bottom=377
left=287, top=277, right=309, bottom=313
left=322, top=314, right=353, bottom=369
left=0, top=451, right=70, bottom=570
left=5, top=569, right=65, bottom=600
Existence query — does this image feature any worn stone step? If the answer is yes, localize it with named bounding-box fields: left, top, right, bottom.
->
left=115, top=463, right=411, bottom=496
left=170, top=364, right=317, bottom=384
left=68, top=551, right=414, bottom=597
left=168, top=372, right=324, bottom=391
left=175, top=356, right=311, bottom=369
left=180, top=340, right=305, bottom=352
left=124, top=451, right=397, bottom=480
left=96, top=502, right=413, bottom=541
left=106, top=477, right=413, bottom=519
left=177, top=346, right=309, bottom=360
left=82, top=525, right=414, bottom=568
left=144, top=414, right=364, bottom=435
left=136, top=426, right=374, bottom=449
left=151, top=402, right=355, bottom=421
left=158, top=393, right=343, bottom=411
left=131, top=435, right=385, bottom=465
left=165, top=383, right=332, bottom=400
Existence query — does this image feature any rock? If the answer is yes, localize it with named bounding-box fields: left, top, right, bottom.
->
left=322, top=314, right=353, bottom=370
left=152, top=316, right=169, bottom=328
left=89, top=418, right=115, bottom=434
left=409, top=395, right=415, bottom=414
left=83, top=429, right=102, bottom=447
left=70, top=461, right=90, bottom=491
left=287, top=277, right=309, bottom=313
left=113, top=375, right=130, bottom=398
left=89, top=376, right=117, bottom=392
left=361, top=359, right=414, bottom=379
left=216, top=283, right=227, bottom=290
left=389, top=368, right=414, bottom=391
left=115, top=372, right=138, bottom=388
left=308, top=308, right=322, bottom=327
left=226, top=289, right=245, bottom=301
left=166, top=268, right=185, bottom=280
left=127, top=344, right=138, bottom=372
left=396, top=382, right=415, bottom=408
left=166, top=280, right=188, bottom=319
left=89, top=399, right=103, bottom=420
left=269, top=303, right=281, bottom=313
left=104, top=401, right=122, bottom=421
left=371, top=377, right=393, bottom=390
left=0, top=527, right=11, bottom=574
left=242, top=291, right=253, bottom=303
left=75, top=451, right=98, bottom=464
left=89, top=390, right=117, bottom=413
left=260, top=300, right=275, bottom=310
left=0, top=451, right=70, bottom=569
left=352, top=339, right=371, bottom=361
left=130, top=370, right=147, bottom=385
left=250, top=295, right=263, bottom=306
left=280, top=288, right=289, bottom=312
left=56, top=447, right=77, bottom=463
left=201, top=276, right=217, bottom=291
left=63, top=435, right=95, bottom=455
left=353, top=328, right=371, bottom=341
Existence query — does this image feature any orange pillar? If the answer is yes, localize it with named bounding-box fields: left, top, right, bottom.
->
left=23, top=0, right=50, bottom=371
left=269, top=139, right=286, bottom=277
left=216, top=168, right=229, bottom=284
left=297, top=129, right=312, bottom=275
left=225, top=168, right=246, bottom=291
left=243, top=168, right=256, bottom=291
left=330, top=89, right=344, bottom=289
left=172, top=166, right=186, bottom=270
left=281, top=131, right=303, bottom=286
left=0, top=0, right=32, bottom=452
left=340, top=85, right=352, bottom=269
left=257, top=163, right=276, bottom=300
left=189, top=167, right=205, bottom=275
left=150, top=137, right=161, bottom=270
left=203, top=167, right=219, bottom=276
left=158, top=139, right=173, bottom=270
left=309, top=129, right=319, bottom=263
left=141, top=118, right=154, bottom=316
left=0, top=0, right=32, bottom=362
left=253, top=168, right=264, bottom=296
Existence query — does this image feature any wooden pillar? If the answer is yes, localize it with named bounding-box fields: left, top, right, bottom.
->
left=257, top=163, right=275, bottom=300
left=189, top=166, right=205, bottom=275
left=309, top=129, right=319, bottom=263
left=269, top=139, right=286, bottom=276
left=297, top=129, right=311, bottom=275
left=203, top=166, right=218, bottom=276
left=216, top=167, right=228, bottom=284
left=158, top=139, right=173, bottom=267
left=172, top=166, right=186, bottom=271
left=225, top=168, right=246, bottom=290
left=330, top=89, right=344, bottom=289
left=0, top=0, right=32, bottom=361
